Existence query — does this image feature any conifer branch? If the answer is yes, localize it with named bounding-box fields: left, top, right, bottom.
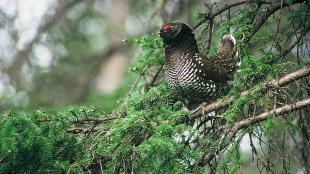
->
left=67, top=127, right=98, bottom=134
left=73, top=116, right=120, bottom=124
left=251, top=0, right=307, bottom=36
left=193, top=0, right=272, bottom=30
left=89, top=66, right=310, bottom=169
left=193, top=0, right=306, bottom=37
left=198, top=98, right=310, bottom=166
left=190, top=65, right=310, bottom=120
left=37, top=115, right=119, bottom=123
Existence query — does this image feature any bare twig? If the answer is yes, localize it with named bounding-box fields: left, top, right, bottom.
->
left=206, top=19, right=213, bottom=50
left=278, top=27, right=310, bottom=60
left=193, top=1, right=250, bottom=30
left=251, top=0, right=306, bottom=37
left=127, top=70, right=146, bottom=99
left=67, top=127, right=98, bottom=134
left=193, top=1, right=272, bottom=30
left=37, top=115, right=119, bottom=124
left=74, top=116, right=120, bottom=124
left=193, top=0, right=305, bottom=41
left=0, top=155, right=8, bottom=164
left=145, top=65, right=164, bottom=91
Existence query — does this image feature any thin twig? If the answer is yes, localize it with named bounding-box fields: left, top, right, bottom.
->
left=145, top=65, right=164, bottom=92
left=74, top=116, right=120, bottom=124
left=278, top=27, right=310, bottom=60
left=127, top=70, right=146, bottom=99
left=207, top=19, right=213, bottom=50
left=67, top=128, right=98, bottom=134
left=193, top=1, right=273, bottom=30
left=251, top=0, right=306, bottom=37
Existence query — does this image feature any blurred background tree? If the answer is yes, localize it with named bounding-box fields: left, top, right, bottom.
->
left=0, top=0, right=200, bottom=111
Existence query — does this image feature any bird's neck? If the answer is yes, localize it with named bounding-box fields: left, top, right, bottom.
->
left=164, top=34, right=199, bottom=66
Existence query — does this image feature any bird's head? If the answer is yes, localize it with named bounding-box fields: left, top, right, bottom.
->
left=159, top=22, right=193, bottom=42
left=221, top=34, right=236, bottom=52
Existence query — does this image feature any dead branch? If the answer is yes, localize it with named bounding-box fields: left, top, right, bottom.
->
left=74, top=116, right=120, bottom=124
left=67, top=127, right=98, bottom=134
left=199, top=98, right=310, bottom=166
left=37, top=115, right=119, bottom=124
left=144, top=65, right=164, bottom=92
left=190, top=66, right=310, bottom=120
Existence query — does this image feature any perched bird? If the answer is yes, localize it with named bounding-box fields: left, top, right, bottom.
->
left=160, top=22, right=239, bottom=106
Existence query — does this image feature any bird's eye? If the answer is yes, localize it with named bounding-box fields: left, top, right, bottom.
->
left=163, top=25, right=173, bottom=31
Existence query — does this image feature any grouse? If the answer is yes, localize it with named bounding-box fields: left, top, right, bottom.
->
left=160, top=22, right=239, bottom=105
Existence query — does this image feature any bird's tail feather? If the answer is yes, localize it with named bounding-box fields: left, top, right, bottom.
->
left=221, top=34, right=236, bottom=52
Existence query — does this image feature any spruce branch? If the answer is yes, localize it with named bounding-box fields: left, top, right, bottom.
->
left=251, top=0, right=307, bottom=36
left=67, top=127, right=98, bottom=134
left=190, top=65, right=310, bottom=120
left=73, top=116, right=120, bottom=124
left=198, top=98, right=310, bottom=166
left=193, top=0, right=306, bottom=39
left=37, top=115, right=120, bottom=124
left=89, top=66, right=310, bottom=169
left=193, top=0, right=273, bottom=30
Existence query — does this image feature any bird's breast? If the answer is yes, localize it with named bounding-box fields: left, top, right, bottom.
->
left=165, top=57, right=218, bottom=101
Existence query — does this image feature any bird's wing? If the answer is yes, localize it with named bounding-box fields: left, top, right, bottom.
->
left=199, top=49, right=238, bottom=82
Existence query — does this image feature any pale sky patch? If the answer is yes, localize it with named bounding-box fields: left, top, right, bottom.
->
left=0, top=0, right=57, bottom=68
left=0, top=0, right=18, bottom=17
left=34, top=44, right=53, bottom=68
